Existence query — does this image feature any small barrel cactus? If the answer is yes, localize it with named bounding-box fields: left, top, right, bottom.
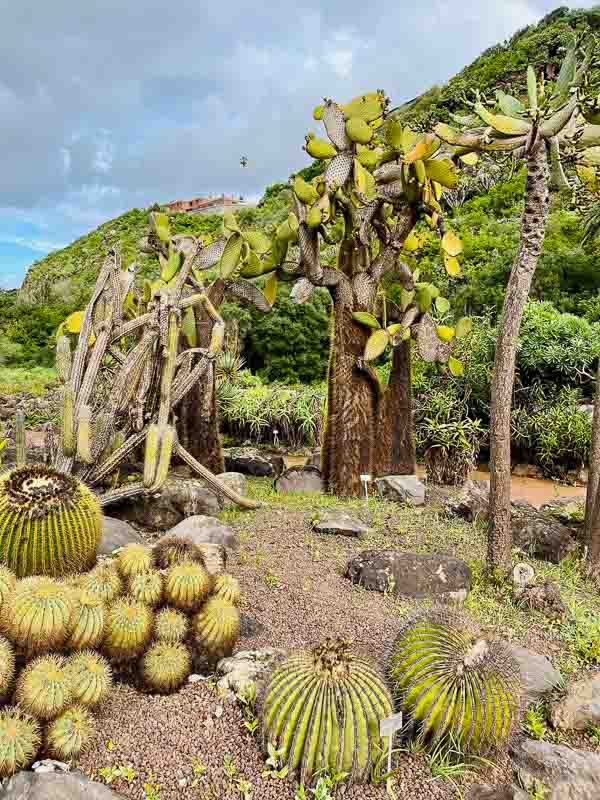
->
left=142, top=642, right=192, bottom=693
left=66, top=591, right=106, bottom=650
left=0, top=465, right=102, bottom=577
left=388, top=609, right=521, bottom=754
left=213, top=574, right=241, bottom=606
left=260, top=638, right=393, bottom=785
left=128, top=569, right=163, bottom=606
left=103, top=596, right=154, bottom=662
left=68, top=650, right=113, bottom=706
left=0, top=566, right=16, bottom=607
left=0, top=707, right=41, bottom=777
left=0, top=636, right=15, bottom=700
left=192, top=597, right=240, bottom=658
left=165, top=562, right=212, bottom=611
left=154, top=535, right=206, bottom=570
left=117, top=544, right=154, bottom=578
left=5, top=577, right=75, bottom=654
left=154, top=608, right=189, bottom=644
left=46, top=705, right=96, bottom=760
left=83, top=563, right=123, bottom=602
left=16, top=654, right=73, bottom=721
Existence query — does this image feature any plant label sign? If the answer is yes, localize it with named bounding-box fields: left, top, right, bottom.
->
left=380, top=712, right=403, bottom=774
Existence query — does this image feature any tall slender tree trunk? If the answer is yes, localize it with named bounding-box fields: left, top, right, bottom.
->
left=376, top=341, right=416, bottom=475
left=584, top=359, right=600, bottom=572
left=488, top=140, right=550, bottom=572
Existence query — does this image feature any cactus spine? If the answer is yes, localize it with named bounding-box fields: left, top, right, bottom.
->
left=5, top=577, right=75, bottom=653
left=103, top=596, right=154, bottom=662
left=0, top=708, right=41, bottom=777
left=76, top=405, right=93, bottom=464
left=46, top=705, right=95, bottom=760
left=142, top=642, right=192, bottom=693
left=16, top=654, right=73, bottom=720
left=260, top=638, right=393, bottom=784
left=0, top=466, right=101, bottom=578
left=68, top=651, right=112, bottom=707
left=56, top=336, right=72, bottom=384
left=0, top=566, right=16, bottom=606
left=154, top=607, right=189, bottom=644
left=388, top=609, right=521, bottom=754
left=66, top=591, right=105, bottom=650
left=117, top=544, right=154, bottom=579
left=164, top=562, right=212, bottom=611
left=192, top=597, right=240, bottom=658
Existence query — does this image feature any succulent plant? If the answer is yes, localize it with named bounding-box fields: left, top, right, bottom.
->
left=83, top=562, right=123, bottom=602
left=260, top=638, right=393, bottom=784
left=0, top=566, right=16, bottom=607
left=192, top=596, right=240, bottom=658
left=128, top=569, right=163, bottom=606
left=0, top=465, right=102, bottom=577
left=4, top=577, right=75, bottom=654
left=0, top=707, right=41, bottom=777
left=212, top=574, right=241, bottom=606
left=68, top=650, right=112, bottom=706
left=153, top=535, right=206, bottom=570
left=142, top=642, right=192, bottom=693
left=164, top=562, right=212, bottom=611
left=117, top=543, right=154, bottom=578
left=103, top=596, right=154, bottom=662
left=154, top=607, right=189, bottom=644
left=66, top=590, right=106, bottom=650
left=16, top=654, right=73, bottom=721
left=46, top=705, right=96, bottom=760
left=0, top=636, right=15, bottom=700
left=388, top=609, right=521, bottom=754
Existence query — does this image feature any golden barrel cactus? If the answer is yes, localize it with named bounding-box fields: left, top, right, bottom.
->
left=0, top=637, right=15, bottom=700
left=128, top=569, right=163, bottom=606
left=0, top=465, right=102, bottom=577
left=66, top=590, right=106, bottom=650
left=142, top=642, right=192, bottom=693
left=212, top=574, right=241, bottom=606
left=68, top=650, right=112, bottom=707
left=103, top=596, right=154, bottom=662
left=15, top=654, right=73, bottom=721
left=117, top=544, right=154, bottom=578
left=4, top=577, right=75, bottom=654
left=165, top=562, right=212, bottom=611
left=154, top=608, right=189, bottom=644
left=192, top=596, right=240, bottom=658
left=153, top=535, right=206, bottom=570
left=46, top=706, right=95, bottom=760
left=83, top=562, right=123, bottom=602
left=0, top=708, right=41, bottom=777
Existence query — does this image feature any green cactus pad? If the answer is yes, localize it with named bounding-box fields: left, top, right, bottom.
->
left=0, top=707, right=41, bottom=777
left=0, top=466, right=102, bottom=578
left=260, top=638, right=393, bottom=785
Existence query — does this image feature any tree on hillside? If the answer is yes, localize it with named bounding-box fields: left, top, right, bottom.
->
left=436, top=35, right=597, bottom=572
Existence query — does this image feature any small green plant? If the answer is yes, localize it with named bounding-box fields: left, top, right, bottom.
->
left=190, top=757, right=207, bottom=788
left=99, top=764, right=137, bottom=785
left=223, top=753, right=238, bottom=779
left=586, top=723, right=600, bottom=746
left=262, top=743, right=289, bottom=779
left=523, top=705, right=548, bottom=740
left=143, top=771, right=161, bottom=800
left=235, top=776, right=253, bottom=799
left=263, top=569, right=281, bottom=589
left=294, top=769, right=349, bottom=800
left=238, top=683, right=259, bottom=736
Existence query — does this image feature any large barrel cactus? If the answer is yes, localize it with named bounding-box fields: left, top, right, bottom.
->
left=388, top=609, right=521, bottom=754
left=0, top=466, right=102, bottom=578
left=260, top=638, right=393, bottom=785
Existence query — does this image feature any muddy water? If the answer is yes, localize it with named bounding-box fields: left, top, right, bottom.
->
left=283, top=456, right=586, bottom=508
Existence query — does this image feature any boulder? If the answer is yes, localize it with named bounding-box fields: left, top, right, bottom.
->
left=275, top=466, right=323, bottom=494
left=540, top=496, right=586, bottom=527
left=345, top=550, right=471, bottom=602
left=550, top=675, right=600, bottom=730
left=161, top=515, right=237, bottom=550
left=508, top=646, right=563, bottom=707
left=215, top=472, right=247, bottom=509
left=98, top=517, right=144, bottom=555
left=513, top=579, right=567, bottom=620
left=0, top=771, right=126, bottom=799
left=375, top=475, right=425, bottom=506
left=312, top=512, right=371, bottom=538
left=510, top=737, right=600, bottom=800
left=224, top=447, right=284, bottom=478
left=112, top=478, right=221, bottom=530
left=445, top=480, right=490, bottom=522
left=512, top=510, right=577, bottom=563
left=216, top=647, right=285, bottom=699
left=466, top=786, right=527, bottom=800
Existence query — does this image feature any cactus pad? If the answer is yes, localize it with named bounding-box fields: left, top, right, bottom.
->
left=261, top=638, right=393, bottom=784
left=16, top=654, right=73, bottom=721
left=154, top=608, right=189, bottom=644
left=68, top=650, right=112, bottom=706
left=142, top=642, right=192, bottom=693
left=46, top=706, right=95, bottom=760
left=0, top=707, right=41, bottom=777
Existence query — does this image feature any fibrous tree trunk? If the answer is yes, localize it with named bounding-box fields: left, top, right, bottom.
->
left=584, top=359, right=600, bottom=573
left=488, top=139, right=550, bottom=572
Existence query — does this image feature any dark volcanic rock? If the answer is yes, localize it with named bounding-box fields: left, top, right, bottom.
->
left=223, top=447, right=284, bottom=478
left=512, top=510, right=577, bottom=563
left=312, top=512, right=371, bottom=538
left=275, top=466, right=323, bottom=494
left=112, top=478, right=221, bottom=530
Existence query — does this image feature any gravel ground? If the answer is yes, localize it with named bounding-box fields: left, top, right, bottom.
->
left=78, top=484, right=600, bottom=799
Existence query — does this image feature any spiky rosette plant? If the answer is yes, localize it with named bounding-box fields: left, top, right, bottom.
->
left=83, top=562, right=123, bottom=602
left=212, top=574, right=241, bottom=606
left=0, top=465, right=102, bottom=577
left=154, top=607, right=189, bottom=644
left=117, top=544, right=154, bottom=578
left=153, top=535, right=206, bottom=570
left=4, top=577, right=75, bottom=654
left=68, top=651, right=112, bottom=707
left=128, top=569, right=163, bottom=606
left=164, top=562, right=212, bottom=611
left=192, top=596, right=240, bottom=658
left=46, top=706, right=96, bottom=760
left=388, top=609, right=521, bottom=754
left=0, top=566, right=16, bottom=607
left=260, top=638, right=393, bottom=785
left=15, top=654, right=73, bottom=721
left=0, top=637, right=15, bottom=700
left=103, top=596, right=154, bottom=662
left=0, top=707, right=41, bottom=777
left=141, top=642, right=192, bottom=693
left=66, top=590, right=106, bottom=650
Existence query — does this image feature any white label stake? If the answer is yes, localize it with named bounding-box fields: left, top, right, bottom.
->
left=360, top=474, right=371, bottom=504
left=379, top=712, right=403, bottom=776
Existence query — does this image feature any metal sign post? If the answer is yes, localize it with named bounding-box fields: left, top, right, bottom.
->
left=360, top=474, right=371, bottom=506
left=379, top=712, right=403, bottom=776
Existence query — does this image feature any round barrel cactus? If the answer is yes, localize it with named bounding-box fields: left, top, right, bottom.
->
left=154, top=608, right=189, bottom=644
left=46, top=706, right=95, bottom=760
left=142, top=642, right=192, bottom=693
left=0, top=466, right=102, bottom=578
left=388, top=609, right=521, bottom=754
left=68, top=651, right=112, bottom=707
left=0, top=707, right=41, bottom=777
left=260, top=638, right=393, bottom=785
left=192, top=596, right=240, bottom=658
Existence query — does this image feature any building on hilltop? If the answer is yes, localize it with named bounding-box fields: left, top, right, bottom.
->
left=165, top=194, right=256, bottom=215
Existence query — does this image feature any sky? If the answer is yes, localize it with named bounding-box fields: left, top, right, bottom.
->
left=0, top=1, right=596, bottom=289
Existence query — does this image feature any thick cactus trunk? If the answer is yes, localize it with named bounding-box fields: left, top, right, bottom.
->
left=488, top=140, right=550, bottom=573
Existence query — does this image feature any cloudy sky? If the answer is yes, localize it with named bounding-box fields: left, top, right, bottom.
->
left=0, top=1, right=596, bottom=288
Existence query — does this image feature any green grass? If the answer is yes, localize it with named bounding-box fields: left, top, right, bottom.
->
left=0, top=367, right=57, bottom=396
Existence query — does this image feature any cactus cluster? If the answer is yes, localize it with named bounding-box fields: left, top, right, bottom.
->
left=0, top=466, right=102, bottom=578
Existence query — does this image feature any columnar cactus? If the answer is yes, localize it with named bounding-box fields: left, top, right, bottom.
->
left=0, top=466, right=102, bottom=577
left=388, top=609, right=521, bottom=753
left=260, top=638, right=393, bottom=784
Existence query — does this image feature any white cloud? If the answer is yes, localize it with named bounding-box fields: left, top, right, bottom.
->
left=0, top=234, right=68, bottom=253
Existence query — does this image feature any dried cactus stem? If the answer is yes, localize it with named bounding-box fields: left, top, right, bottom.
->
left=14, top=413, right=26, bottom=467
